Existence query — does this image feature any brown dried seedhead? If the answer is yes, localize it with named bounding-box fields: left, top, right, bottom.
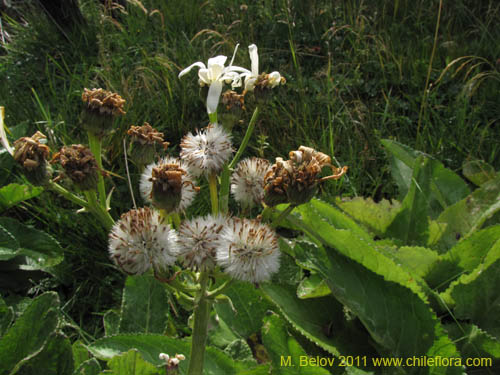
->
left=82, top=88, right=126, bottom=117
left=52, top=144, right=99, bottom=191
left=127, top=122, right=169, bottom=148
left=13, top=131, right=51, bottom=184
left=264, top=146, right=347, bottom=206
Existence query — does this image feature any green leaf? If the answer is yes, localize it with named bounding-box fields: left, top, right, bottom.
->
left=224, top=339, right=255, bottom=363
left=207, top=313, right=240, bottom=348
left=0, top=292, right=60, bottom=374
left=463, top=160, right=497, bottom=186
left=425, top=226, right=500, bottom=290
left=386, top=156, right=432, bottom=245
left=444, top=323, right=500, bottom=369
left=88, top=334, right=245, bottom=375
left=382, top=139, right=470, bottom=215
left=0, top=224, right=19, bottom=261
left=0, top=183, right=43, bottom=211
left=106, top=349, right=160, bottom=375
left=215, top=280, right=273, bottom=339
left=391, top=246, right=440, bottom=278
left=0, top=149, right=15, bottom=186
left=294, top=242, right=464, bottom=374
left=262, top=283, right=377, bottom=359
left=334, top=197, right=401, bottom=236
left=441, top=240, right=500, bottom=339
left=261, top=313, right=331, bottom=375
left=73, top=358, right=101, bottom=375
left=17, top=333, right=74, bottom=375
left=104, top=309, right=120, bottom=337
left=119, top=274, right=169, bottom=334
left=72, top=340, right=90, bottom=369
left=0, top=217, right=63, bottom=269
left=0, top=296, right=14, bottom=337
left=436, top=175, right=500, bottom=249
left=296, top=274, right=331, bottom=299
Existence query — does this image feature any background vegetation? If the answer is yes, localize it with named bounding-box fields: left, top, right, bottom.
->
left=0, top=0, right=499, bottom=355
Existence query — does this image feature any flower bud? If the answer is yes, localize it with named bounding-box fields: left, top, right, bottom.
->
left=127, top=122, right=169, bottom=166
left=81, top=88, right=126, bottom=137
left=253, top=72, right=286, bottom=103
left=219, top=90, right=246, bottom=131
left=52, top=144, right=99, bottom=191
left=13, top=131, right=51, bottom=185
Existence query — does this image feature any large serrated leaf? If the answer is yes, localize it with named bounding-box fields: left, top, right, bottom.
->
left=335, top=197, right=401, bottom=236
left=381, top=139, right=470, bottom=212
left=17, top=333, right=74, bottom=375
left=441, top=240, right=500, bottom=339
left=294, top=241, right=464, bottom=374
left=105, top=349, right=159, bottom=375
left=262, top=283, right=377, bottom=360
left=0, top=292, right=60, bottom=374
left=88, top=334, right=245, bottom=375
left=261, top=313, right=331, bottom=375
left=391, top=246, right=440, bottom=278
left=215, top=280, right=273, bottom=339
left=0, top=295, right=14, bottom=337
left=0, top=224, right=19, bottom=261
left=0, top=183, right=43, bottom=212
left=386, top=156, right=432, bottom=245
left=0, top=217, right=63, bottom=269
left=436, top=175, right=500, bottom=249
left=445, top=323, right=500, bottom=371
left=463, top=160, right=497, bottom=187
left=119, top=274, right=169, bottom=334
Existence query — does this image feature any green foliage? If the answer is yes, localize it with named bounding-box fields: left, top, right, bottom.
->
left=105, top=349, right=160, bottom=375
left=0, top=183, right=43, bottom=212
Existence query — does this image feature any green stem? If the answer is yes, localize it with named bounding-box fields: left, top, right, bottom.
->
left=47, top=180, right=89, bottom=208
left=206, top=279, right=234, bottom=299
left=219, top=106, right=260, bottom=213
left=271, top=204, right=296, bottom=228
left=84, top=190, right=115, bottom=230
left=187, top=271, right=211, bottom=375
left=87, top=132, right=107, bottom=210
left=208, top=173, right=219, bottom=216
left=208, top=112, right=218, bottom=123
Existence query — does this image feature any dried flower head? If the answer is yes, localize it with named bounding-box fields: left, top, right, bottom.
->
left=81, top=88, right=126, bottom=136
left=220, top=90, right=246, bottom=130
left=127, top=122, right=169, bottom=166
left=52, top=144, right=99, bottom=191
left=231, top=157, right=270, bottom=208
left=109, top=207, right=179, bottom=275
left=140, top=157, right=199, bottom=213
left=13, top=131, right=51, bottom=185
left=264, top=146, right=347, bottom=206
left=177, top=215, right=227, bottom=271
left=216, top=218, right=280, bottom=283
left=180, top=123, right=233, bottom=177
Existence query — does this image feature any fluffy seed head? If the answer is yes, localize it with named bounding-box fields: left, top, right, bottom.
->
left=231, top=157, right=270, bottom=208
left=180, top=123, right=233, bottom=177
left=140, top=157, right=199, bottom=213
left=216, top=218, right=280, bottom=283
left=177, top=215, right=228, bottom=271
left=109, top=207, right=179, bottom=275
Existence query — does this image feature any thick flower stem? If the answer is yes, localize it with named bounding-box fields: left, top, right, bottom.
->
left=219, top=106, right=259, bottom=213
left=87, top=132, right=107, bottom=210
left=84, top=190, right=115, bottom=231
left=208, top=112, right=218, bottom=123
left=47, top=180, right=90, bottom=208
left=272, top=204, right=296, bottom=228
left=187, top=271, right=211, bottom=375
left=208, top=173, right=219, bottom=216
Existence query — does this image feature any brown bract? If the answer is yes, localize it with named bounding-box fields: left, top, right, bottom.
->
left=13, top=131, right=50, bottom=171
left=222, top=90, right=246, bottom=111
left=264, top=146, right=348, bottom=206
left=82, top=88, right=126, bottom=117
left=127, top=122, right=169, bottom=149
left=52, top=144, right=99, bottom=190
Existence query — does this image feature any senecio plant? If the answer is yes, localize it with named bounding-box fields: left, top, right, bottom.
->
left=2, top=44, right=347, bottom=375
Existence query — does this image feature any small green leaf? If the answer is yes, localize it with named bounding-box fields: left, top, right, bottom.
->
left=72, top=340, right=90, bottom=369
left=0, top=183, right=43, bottom=211
left=463, top=160, right=497, bottom=186
left=215, top=280, right=273, bottom=339
left=0, top=224, right=19, bottom=260
left=119, top=274, right=169, bottom=334
left=0, top=296, right=14, bottom=337
left=0, top=292, right=60, bottom=374
left=74, top=358, right=101, bottom=375
left=297, top=274, right=331, bottom=299
left=103, top=309, right=120, bottom=337
left=261, top=313, right=331, bottom=375
left=224, top=339, right=255, bottom=363
left=106, top=349, right=159, bottom=375
left=0, top=217, right=63, bottom=269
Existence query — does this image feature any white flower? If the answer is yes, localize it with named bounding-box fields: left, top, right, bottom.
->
left=231, top=157, right=270, bottom=208
left=109, top=207, right=179, bottom=274
left=140, top=156, right=198, bottom=213
left=242, top=44, right=285, bottom=91
left=177, top=214, right=227, bottom=270
left=216, top=218, right=280, bottom=283
left=0, top=107, right=13, bottom=156
left=178, top=45, right=249, bottom=114
left=180, top=123, right=233, bottom=177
